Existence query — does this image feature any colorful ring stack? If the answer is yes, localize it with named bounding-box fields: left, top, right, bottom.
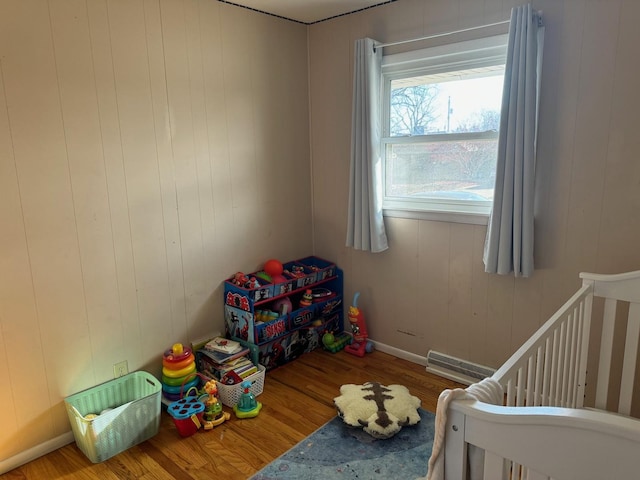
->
left=161, top=343, right=198, bottom=402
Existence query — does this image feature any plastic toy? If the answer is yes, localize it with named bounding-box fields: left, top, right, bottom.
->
left=255, top=309, right=279, bottom=323
left=344, top=292, right=373, bottom=357
left=311, top=287, right=333, bottom=301
left=167, top=396, right=206, bottom=437
left=273, top=297, right=292, bottom=315
left=161, top=343, right=198, bottom=402
left=263, top=258, right=287, bottom=284
left=284, top=265, right=305, bottom=278
left=232, top=272, right=249, bottom=287
left=299, top=289, right=313, bottom=308
left=233, top=380, right=262, bottom=418
left=322, top=331, right=352, bottom=353
left=201, top=379, right=231, bottom=429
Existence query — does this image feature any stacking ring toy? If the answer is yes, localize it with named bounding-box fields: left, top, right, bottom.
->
left=163, top=344, right=192, bottom=363
left=162, top=377, right=199, bottom=395
left=162, top=374, right=190, bottom=387
left=162, top=352, right=195, bottom=370
left=162, top=362, right=196, bottom=379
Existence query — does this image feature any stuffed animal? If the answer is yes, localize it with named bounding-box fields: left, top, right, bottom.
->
left=334, top=382, right=421, bottom=439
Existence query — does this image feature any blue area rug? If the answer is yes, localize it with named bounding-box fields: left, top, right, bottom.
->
left=250, top=408, right=434, bottom=479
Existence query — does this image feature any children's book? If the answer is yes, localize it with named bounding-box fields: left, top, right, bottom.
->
left=205, top=336, right=242, bottom=354
left=198, top=346, right=250, bottom=366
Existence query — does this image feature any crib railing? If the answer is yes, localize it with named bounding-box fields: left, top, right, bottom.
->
left=442, top=270, right=640, bottom=480
left=494, top=270, right=640, bottom=414
left=493, top=283, right=593, bottom=409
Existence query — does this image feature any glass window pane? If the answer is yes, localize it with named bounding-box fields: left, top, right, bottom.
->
left=384, top=138, right=498, bottom=201
left=389, top=73, right=504, bottom=137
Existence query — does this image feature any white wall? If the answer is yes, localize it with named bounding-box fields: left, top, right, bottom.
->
left=0, top=0, right=311, bottom=463
left=308, top=0, right=640, bottom=368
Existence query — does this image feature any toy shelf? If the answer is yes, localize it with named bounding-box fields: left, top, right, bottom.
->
left=223, top=256, right=343, bottom=371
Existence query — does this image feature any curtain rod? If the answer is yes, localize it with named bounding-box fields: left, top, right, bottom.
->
left=375, top=11, right=544, bottom=51
left=374, top=20, right=510, bottom=50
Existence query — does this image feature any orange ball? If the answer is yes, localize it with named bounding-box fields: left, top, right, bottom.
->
left=263, top=259, right=283, bottom=277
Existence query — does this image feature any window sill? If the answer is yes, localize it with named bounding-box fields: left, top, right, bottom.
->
left=383, top=208, right=489, bottom=226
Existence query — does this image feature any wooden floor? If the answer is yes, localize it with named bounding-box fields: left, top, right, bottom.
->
left=2, top=349, right=462, bottom=479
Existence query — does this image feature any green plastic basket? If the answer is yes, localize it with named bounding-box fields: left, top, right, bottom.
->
left=64, top=371, right=161, bottom=463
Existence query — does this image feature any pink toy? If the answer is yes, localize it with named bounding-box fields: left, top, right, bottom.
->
left=273, top=297, right=293, bottom=315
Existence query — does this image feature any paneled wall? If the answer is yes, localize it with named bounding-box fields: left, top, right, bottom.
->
left=309, top=0, right=640, bottom=368
left=0, top=0, right=310, bottom=463
left=3, top=0, right=640, bottom=468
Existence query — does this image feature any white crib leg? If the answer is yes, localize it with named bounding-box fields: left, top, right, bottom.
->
left=444, top=409, right=468, bottom=480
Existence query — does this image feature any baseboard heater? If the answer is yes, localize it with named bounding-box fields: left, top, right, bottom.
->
left=426, top=350, right=496, bottom=385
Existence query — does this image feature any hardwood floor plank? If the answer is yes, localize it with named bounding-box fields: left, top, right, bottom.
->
left=1, top=349, right=462, bottom=479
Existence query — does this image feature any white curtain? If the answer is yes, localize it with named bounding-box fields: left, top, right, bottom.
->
left=346, top=38, right=389, bottom=253
left=483, top=4, right=544, bottom=277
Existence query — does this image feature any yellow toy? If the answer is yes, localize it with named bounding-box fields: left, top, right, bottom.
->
left=202, top=379, right=230, bottom=429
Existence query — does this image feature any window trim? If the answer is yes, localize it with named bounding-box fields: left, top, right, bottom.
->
left=380, top=34, right=508, bottom=223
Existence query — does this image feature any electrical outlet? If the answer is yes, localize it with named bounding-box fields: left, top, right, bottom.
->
left=113, top=360, right=129, bottom=378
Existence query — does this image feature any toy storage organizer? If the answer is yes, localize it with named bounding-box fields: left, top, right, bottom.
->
left=224, top=256, right=343, bottom=371
left=64, top=371, right=162, bottom=463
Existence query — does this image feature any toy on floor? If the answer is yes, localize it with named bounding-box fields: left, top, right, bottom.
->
left=233, top=380, right=262, bottom=418
left=201, top=379, right=231, bottom=429
left=167, top=396, right=206, bottom=437
left=322, top=331, right=352, bottom=353
left=334, top=382, right=421, bottom=439
left=344, top=293, right=374, bottom=357
left=161, top=343, right=198, bottom=402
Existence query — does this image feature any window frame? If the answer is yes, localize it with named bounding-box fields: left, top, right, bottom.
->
left=380, top=34, right=508, bottom=224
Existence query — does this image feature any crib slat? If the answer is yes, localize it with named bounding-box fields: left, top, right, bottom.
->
left=555, top=323, right=567, bottom=406
left=560, top=316, right=572, bottom=406
left=575, top=297, right=590, bottom=409
left=483, top=451, right=506, bottom=479
left=595, top=298, right=617, bottom=409
left=566, top=308, right=579, bottom=407
left=526, top=356, right=535, bottom=405
left=506, top=379, right=515, bottom=406
left=542, top=337, right=551, bottom=406
left=534, top=345, right=544, bottom=406
left=517, top=367, right=525, bottom=406
left=549, top=329, right=560, bottom=406
left=619, top=302, right=640, bottom=415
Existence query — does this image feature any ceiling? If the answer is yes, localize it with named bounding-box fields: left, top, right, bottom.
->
left=220, top=0, right=393, bottom=24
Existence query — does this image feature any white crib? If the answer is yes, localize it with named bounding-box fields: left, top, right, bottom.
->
left=442, top=270, right=640, bottom=480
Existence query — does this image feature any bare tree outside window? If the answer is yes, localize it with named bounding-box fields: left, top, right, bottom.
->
left=389, top=84, right=441, bottom=136
left=385, top=75, right=503, bottom=201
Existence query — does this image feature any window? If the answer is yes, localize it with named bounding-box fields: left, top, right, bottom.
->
left=381, top=35, right=507, bottom=223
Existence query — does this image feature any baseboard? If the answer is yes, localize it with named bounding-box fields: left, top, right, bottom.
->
left=369, top=340, right=428, bottom=367
left=0, top=431, right=74, bottom=475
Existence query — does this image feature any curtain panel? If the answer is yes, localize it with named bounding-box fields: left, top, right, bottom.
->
left=346, top=38, right=389, bottom=253
left=483, top=4, right=545, bottom=277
